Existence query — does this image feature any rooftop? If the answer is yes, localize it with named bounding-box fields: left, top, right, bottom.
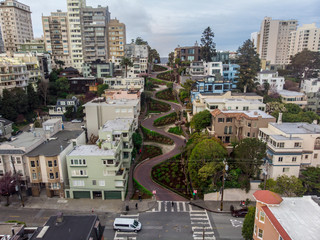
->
left=102, top=118, right=133, bottom=132
left=270, top=134, right=302, bottom=141
left=268, top=196, right=320, bottom=240
left=253, top=190, right=283, bottom=205
left=278, top=90, right=305, bottom=97
left=211, top=109, right=274, bottom=119
left=83, top=98, right=139, bottom=107
left=258, top=70, right=277, bottom=74
left=68, top=145, right=116, bottom=157
left=270, top=122, right=320, bottom=134
left=26, top=130, right=83, bottom=157
left=205, top=98, right=264, bottom=105
left=0, top=128, right=44, bottom=149
left=30, top=215, right=102, bottom=240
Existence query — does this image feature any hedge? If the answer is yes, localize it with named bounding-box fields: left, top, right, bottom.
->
left=133, top=178, right=153, bottom=196
left=154, top=112, right=177, bottom=126
left=141, top=126, right=174, bottom=145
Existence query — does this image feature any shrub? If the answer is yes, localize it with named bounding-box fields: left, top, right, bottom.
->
left=155, top=88, right=176, bottom=101
left=168, top=126, right=183, bottom=135
left=154, top=112, right=178, bottom=126
left=141, top=126, right=174, bottom=145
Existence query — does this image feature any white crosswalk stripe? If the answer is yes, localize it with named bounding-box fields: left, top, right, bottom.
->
left=189, top=210, right=215, bottom=240
left=147, top=201, right=193, bottom=212
left=113, top=214, right=139, bottom=240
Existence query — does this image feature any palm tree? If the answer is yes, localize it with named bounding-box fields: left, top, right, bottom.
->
left=120, top=57, right=133, bottom=78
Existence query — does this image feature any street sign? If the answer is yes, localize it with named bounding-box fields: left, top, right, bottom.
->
left=152, top=190, right=156, bottom=195
left=193, top=190, right=197, bottom=194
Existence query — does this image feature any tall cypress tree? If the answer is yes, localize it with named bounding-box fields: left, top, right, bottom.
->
left=200, top=27, right=216, bottom=62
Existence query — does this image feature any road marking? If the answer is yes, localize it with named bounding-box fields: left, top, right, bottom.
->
left=143, top=226, right=163, bottom=230
left=230, top=219, right=243, bottom=228
left=120, top=214, right=139, bottom=218
left=192, top=227, right=213, bottom=231
left=164, top=201, right=168, bottom=212
left=177, top=202, right=180, bottom=212
left=190, top=213, right=207, bottom=216
left=191, top=221, right=211, bottom=225
left=191, top=217, right=209, bottom=221
left=116, top=232, right=136, bottom=235
left=183, top=202, right=187, bottom=212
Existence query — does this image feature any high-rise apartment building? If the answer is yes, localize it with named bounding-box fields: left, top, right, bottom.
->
left=258, top=17, right=297, bottom=66
left=0, top=0, right=33, bottom=52
left=288, top=23, right=320, bottom=62
left=108, top=19, right=126, bottom=63
left=80, top=6, right=110, bottom=63
left=42, top=11, right=72, bottom=68
left=67, top=0, right=86, bottom=71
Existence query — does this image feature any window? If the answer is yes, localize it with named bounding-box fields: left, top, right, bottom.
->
left=248, top=122, right=251, bottom=127
left=278, top=157, right=283, bottom=162
left=255, top=208, right=258, bottom=219
left=277, top=142, right=285, bottom=148
left=314, top=154, right=318, bottom=159
left=55, top=172, right=59, bottom=178
left=49, top=173, right=54, bottom=179
left=218, top=118, right=224, bottom=123
left=254, top=224, right=257, bottom=235
left=226, top=118, right=232, bottom=123
left=259, top=211, right=265, bottom=223
left=83, top=159, right=86, bottom=165
left=99, top=180, right=105, bottom=186
left=0, top=170, right=4, bottom=176
left=32, top=173, right=37, bottom=179
left=73, top=180, right=85, bottom=186
left=37, top=160, right=39, bottom=166
left=247, top=132, right=250, bottom=137
left=16, top=157, right=21, bottom=164
left=48, top=161, right=52, bottom=167
left=31, top=161, right=35, bottom=167
left=243, top=106, right=249, bottom=110
left=283, top=167, right=289, bottom=173
left=292, top=157, right=297, bottom=162
left=294, top=142, right=301, bottom=147
left=258, top=229, right=263, bottom=238
left=72, top=170, right=87, bottom=176
left=305, top=155, right=309, bottom=159
left=92, top=180, right=96, bottom=185
left=54, top=160, right=57, bottom=167
left=224, top=126, right=228, bottom=134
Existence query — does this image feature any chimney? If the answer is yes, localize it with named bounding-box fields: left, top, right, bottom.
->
left=277, top=112, right=283, bottom=124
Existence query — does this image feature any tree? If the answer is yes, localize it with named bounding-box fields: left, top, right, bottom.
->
left=75, top=105, right=84, bottom=119
left=190, top=110, right=211, bottom=132
left=0, top=172, right=17, bottom=206
left=54, top=59, right=65, bottom=69
left=168, top=52, right=174, bottom=67
left=64, top=106, right=74, bottom=120
left=0, top=89, right=18, bottom=121
left=200, top=27, right=216, bottom=62
left=264, top=175, right=306, bottom=197
left=289, top=49, right=320, bottom=79
left=259, top=178, right=277, bottom=190
left=135, top=37, right=148, bottom=45
left=234, top=138, right=266, bottom=182
left=27, top=84, right=39, bottom=110
left=49, top=69, right=59, bottom=82
left=188, top=139, right=227, bottom=191
left=120, top=57, right=133, bottom=78
left=38, top=80, right=49, bottom=106
left=55, top=77, right=70, bottom=98
left=149, top=48, right=160, bottom=64
left=236, top=39, right=260, bottom=93
left=242, top=206, right=256, bottom=240
left=132, top=132, right=142, bottom=150
left=97, top=84, right=109, bottom=96
left=300, top=167, right=320, bottom=195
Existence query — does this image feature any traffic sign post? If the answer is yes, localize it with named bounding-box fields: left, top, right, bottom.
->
left=152, top=190, right=156, bottom=195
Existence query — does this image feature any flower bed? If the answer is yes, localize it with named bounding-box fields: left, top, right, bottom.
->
left=141, top=126, right=174, bottom=145
left=168, top=126, right=183, bottom=135
left=157, top=70, right=175, bottom=81
left=141, top=145, right=163, bottom=161
left=152, top=155, right=192, bottom=199
left=154, top=112, right=177, bottom=126
left=155, top=88, right=176, bottom=101
left=148, top=99, right=171, bottom=113
left=153, top=64, right=168, bottom=72
left=148, top=78, right=173, bottom=88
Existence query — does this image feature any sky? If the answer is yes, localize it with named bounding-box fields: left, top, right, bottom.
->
left=23, top=0, right=320, bottom=57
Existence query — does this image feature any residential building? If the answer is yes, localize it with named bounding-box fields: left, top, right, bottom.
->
left=58, top=67, right=81, bottom=79
left=0, top=117, right=12, bottom=138
left=0, top=119, right=62, bottom=186
left=67, top=0, right=86, bottom=71
left=0, top=57, right=29, bottom=95
left=251, top=31, right=260, bottom=54
left=49, top=96, right=79, bottom=120
left=257, top=17, right=298, bottom=67
left=301, top=78, right=320, bottom=93
left=26, top=129, right=85, bottom=197
left=0, top=25, right=4, bottom=53
left=174, top=42, right=201, bottom=62
left=80, top=5, right=110, bottom=63
left=124, top=43, right=148, bottom=78
left=208, top=109, right=275, bottom=144
left=288, top=23, right=320, bottom=62
left=69, top=76, right=98, bottom=94
left=277, top=90, right=307, bottom=108
left=256, top=70, right=285, bottom=92
left=82, top=60, right=114, bottom=78
left=192, top=91, right=265, bottom=115
left=29, top=214, right=104, bottom=240
left=212, top=51, right=230, bottom=63
left=104, top=77, right=144, bottom=91
left=259, top=121, right=320, bottom=178
left=305, top=92, right=320, bottom=115
left=17, top=39, right=45, bottom=54
left=84, top=97, right=140, bottom=137
left=0, top=0, right=33, bottom=52
left=42, top=10, right=72, bottom=68
left=108, top=19, right=126, bottom=64
left=66, top=118, right=133, bottom=200
left=253, top=190, right=320, bottom=240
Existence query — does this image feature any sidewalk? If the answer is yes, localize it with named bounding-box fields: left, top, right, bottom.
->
left=1, top=194, right=157, bottom=214
left=190, top=200, right=255, bottom=213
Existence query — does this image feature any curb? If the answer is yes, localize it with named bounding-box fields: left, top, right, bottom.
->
left=120, top=200, right=158, bottom=215
left=189, top=201, right=231, bottom=214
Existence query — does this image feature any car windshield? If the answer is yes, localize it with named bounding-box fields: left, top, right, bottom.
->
left=133, top=220, right=139, bottom=227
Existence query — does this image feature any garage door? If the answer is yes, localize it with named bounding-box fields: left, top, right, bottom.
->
left=73, top=191, right=91, bottom=199
left=104, top=191, right=121, bottom=199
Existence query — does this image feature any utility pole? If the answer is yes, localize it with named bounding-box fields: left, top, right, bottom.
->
left=220, top=159, right=228, bottom=211
left=11, top=156, right=24, bottom=207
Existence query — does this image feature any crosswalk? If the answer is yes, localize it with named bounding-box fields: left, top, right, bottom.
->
left=190, top=210, right=215, bottom=240
left=113, top=214, right=139, bottom=240
left=146, top=201, right=192, bottom=212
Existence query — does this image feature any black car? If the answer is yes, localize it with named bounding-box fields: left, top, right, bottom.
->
left=232, top=207, right=248, bottom=218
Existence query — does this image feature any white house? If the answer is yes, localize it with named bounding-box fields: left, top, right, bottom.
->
left=256, top=70, right=285, bottom=92
left=301, top=78, right=320, bottom=93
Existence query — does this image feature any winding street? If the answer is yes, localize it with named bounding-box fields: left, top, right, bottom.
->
left=134, top=73, right=187, bottom=201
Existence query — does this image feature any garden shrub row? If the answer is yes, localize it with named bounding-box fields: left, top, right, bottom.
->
left=141, top=145, right=163, bottom=161
left=132, top=178, right=153, bottom=199
left=153, top=64, right=168, bottom=72
left=148, top=78, right=173, bottom=88
left=168, top=126, right=183, bottom=135
left=157, top=70, right=175, bottom=81
left=148, top=98, right=171, bottom=113
left=155, top=88, right=176, bottom=101
left=141, top=126, right=174, bottom=145
left=154, top=112, right=178, bottom=126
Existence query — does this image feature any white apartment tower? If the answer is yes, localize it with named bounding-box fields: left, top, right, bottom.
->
left=258, top=17, right=297, bottom=66
left=0, top=0, right=33, bottom=52
left=288, top=23, right=320, bottom=63
left=67, top=0, right=86, bottom=71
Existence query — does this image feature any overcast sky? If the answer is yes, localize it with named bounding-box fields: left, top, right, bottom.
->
left=23, top=0, right=320, bottom=57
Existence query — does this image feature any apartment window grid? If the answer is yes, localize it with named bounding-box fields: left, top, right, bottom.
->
left=259, top=211, right=265, bottom=223
left=258, top=229, right=263, bottom=239
left=278, top=157, right=283, bottom=162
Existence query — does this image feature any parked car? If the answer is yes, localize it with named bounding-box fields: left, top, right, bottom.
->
left=231, top=207, right=248, bottom=218
left=71, top=119, right=82, bottom=123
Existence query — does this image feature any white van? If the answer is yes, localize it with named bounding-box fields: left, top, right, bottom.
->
left=113, top=218, right=142, bottom=232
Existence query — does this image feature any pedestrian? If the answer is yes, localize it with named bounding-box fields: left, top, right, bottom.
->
left=138, top=194, right=142, bottom=202
left=91, top=208, right=94, bottom=213
left=171, top=201, right=174, bottom=207
left=135, top=203, right=138, bottom=209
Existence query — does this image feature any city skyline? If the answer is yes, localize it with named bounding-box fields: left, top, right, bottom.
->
left=10, top=0, right=320, bottom=56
